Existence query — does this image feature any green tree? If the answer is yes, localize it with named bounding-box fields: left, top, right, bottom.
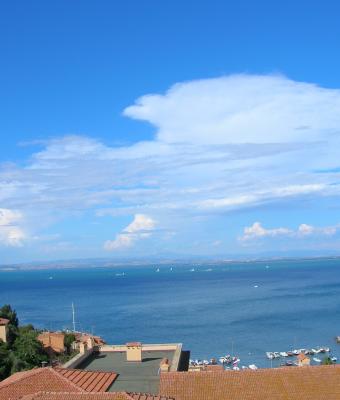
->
left=18, top=324, right=35, bottom=335
left=0, top=304, right=19, bottom=345
left=321, top=356, right=334, bottom=365
left=0, top=341, right=11, bottom=380
left=64, top=333, right=76, bottom=354
left=0, top=305, right=19, bottom=327
left=13, top=330, right=48, bottom=370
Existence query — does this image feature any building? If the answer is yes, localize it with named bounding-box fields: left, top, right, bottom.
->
left=0, top=367, right=171, bottom=400
left=71, top=332, right=106, bottom=352
left=296, top=353, right=311, bottom=366
left=69, top=342, right=185, bottom=394
left=159, top=365, right=340, bottom=400
left=0, top=317, right=9, bottom=343
left=37, top=331, right=66, bottom=354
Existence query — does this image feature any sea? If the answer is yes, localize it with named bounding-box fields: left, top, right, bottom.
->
left=1, top=258, right=340, bottom=368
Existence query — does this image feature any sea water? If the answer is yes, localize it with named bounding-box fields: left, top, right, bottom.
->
left=1, top=258, right=340, bottom=368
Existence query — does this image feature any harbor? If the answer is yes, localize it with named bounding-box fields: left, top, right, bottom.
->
left=189, top=343, right=338, bottom=371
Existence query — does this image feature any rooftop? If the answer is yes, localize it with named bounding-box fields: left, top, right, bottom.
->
left=159, top=365, right=340, bottom=400
left=78, top=351, right=175, bottom=394
left=0, top=367, right=117, bottom=399
left=19, top=392, right=174, bottom=400
left=0, top=317, right=10, bottom=325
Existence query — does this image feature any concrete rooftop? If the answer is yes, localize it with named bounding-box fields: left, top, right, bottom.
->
left=78, top=351, right=175, bottom=394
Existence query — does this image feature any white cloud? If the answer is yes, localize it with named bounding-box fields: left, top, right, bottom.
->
left=123, top=213, right=156, bottom=233
left=104, top=214, right=156, bottom=251
left=2, top=74, right=340, bottom=253
left=0, top=208, right=26, bottom=246
left=240, top=222, right=340, bottom=241
left=297, top=223, right=338, bottom=236
left=240, top=222, right=292, bottom=241
left=124, top=74, right=340, bottom=145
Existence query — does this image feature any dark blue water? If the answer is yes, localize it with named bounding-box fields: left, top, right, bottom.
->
left=1, top=258, right=340, bottom=368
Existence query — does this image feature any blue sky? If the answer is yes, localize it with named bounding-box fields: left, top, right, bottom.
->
left=1, top=0, right=340, bottom=263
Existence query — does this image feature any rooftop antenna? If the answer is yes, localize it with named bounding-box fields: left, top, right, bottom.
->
left=72, top=302, right=76, bottom=332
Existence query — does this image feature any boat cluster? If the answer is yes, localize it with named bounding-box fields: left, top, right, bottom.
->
left=219, top=355, right=258, bottom=370
left=189, top=357, right=258, bottom=371
left=219, top=355, right=240, bottom=365
left=266, top=347, right=330, bottom=360
left=189, top=359, right=217, bottom=366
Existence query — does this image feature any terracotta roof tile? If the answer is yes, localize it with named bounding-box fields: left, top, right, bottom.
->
left=54, top=368, right=118, bottom=392
left=0, top=318, right=10, bottom=325
left=159, top=365, right=340, bottom=400
left=18, top=392, right=134, bottom=400
left=0, top=367, right=118, bottom=400
left=18, top=392, right=174, bottom=400
left=0, top=368, right=83, bottom=400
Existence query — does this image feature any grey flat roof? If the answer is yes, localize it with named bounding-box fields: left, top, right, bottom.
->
left=77, top=350, right=175, bottom=394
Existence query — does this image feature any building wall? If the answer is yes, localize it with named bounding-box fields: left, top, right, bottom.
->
left=0, top=325, right=7, bottom=343
left=38, top=332, right=65, bottom=353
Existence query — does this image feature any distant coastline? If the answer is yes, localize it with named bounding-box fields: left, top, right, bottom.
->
left=1, top=254, right=340, bottom=271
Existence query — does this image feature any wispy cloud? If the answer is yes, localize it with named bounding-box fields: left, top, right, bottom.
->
left=240, top=222, right=340, bottom=242
left=0, top=208, right=26, bottom=246
left=1, top=74, right=340, bottom=254
left=104, top=214, right=156, bottom=250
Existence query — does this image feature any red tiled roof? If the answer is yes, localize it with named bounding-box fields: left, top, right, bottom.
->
left=18, top=392, right=133, bottom=400
left=0, top=317, right=10, bottom=325
left=54, top=368, right=118, bottom=392
left=0, top=367, right=118, bottom=400
left=18, top=392, right=174, bottom=400
left=159, top=365, right=340, bottom=400
left=0, top=368, right=82, bottom=400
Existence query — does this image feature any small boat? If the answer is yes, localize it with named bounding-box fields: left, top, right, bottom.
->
left=313, top=357, right=322, bottom=363
left=287, top=351, right=294, bottom=357
left=273, top=352, right=280, bottom=358
left=241, top=366, right=248, bottom=369
left=190, top=268, right=195, bottom=272
left=266, top=352, right=274, bottom=359
left=248, top=364, right=258, bottom=370
left=156, top=268, right=160, bottom=272
left=292, top=350, right=299, bottom=355
left=233, top=366, right=240, bottom=371
left=331, top=357, right=337, bottom=362
left=280, top=352, right=288, bottom=357
left=285, top=361, right=294, bottom=366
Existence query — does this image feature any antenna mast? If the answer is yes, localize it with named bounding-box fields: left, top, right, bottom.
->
left=72, top=302, right=76, bottom=332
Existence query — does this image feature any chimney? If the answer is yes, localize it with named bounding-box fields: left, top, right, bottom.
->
left=126, top=342, right=142, bottom=362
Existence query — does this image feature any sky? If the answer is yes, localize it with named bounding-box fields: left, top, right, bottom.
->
left=1, top=0, right=340, bottom=263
